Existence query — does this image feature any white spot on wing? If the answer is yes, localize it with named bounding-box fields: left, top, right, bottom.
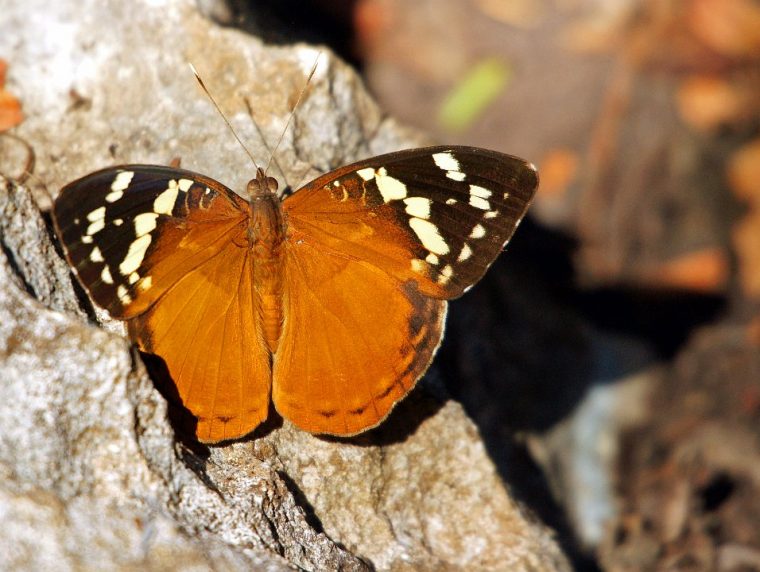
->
left=409, top=217, right=449, bottom=255
left=469, top=223, right=486, bottom=239
left=101, top=266, right=114, bottom=284
left=458, top=243, right=472, bottom=262
left=90, top=246, right=104, bottom=263
left=117, top=284, right=131, bottom=303
left=128, top=272, right=140, bottom=285
left=81, top=235, right=93, bottom=244
left=86, top=219, right=105, bottom=236
left=114, top=219, right=123, bottom=226
left=375, top=167, right=408, bottom=202
left=484, top=210, right=499, bottom=219
left=112, top=171, right=134, bottom=190
left=433, top=152, right=459, bottom=172
left=426, top=252, right=439, bottom=265
left=469, top=195, right=490, bottom=210
left=134, top=213, right=158, bottom=237
left=433, top=152, right=467, bottom=181
left=139, top=275, right=153, bottom=291
left=357, top=167, right=375, bottom=181
left=153, top=182, right=178, bottom=215
left=106, top=171, right=134, bottom=202
left=470, top=185, right=492, bottom=199
left=446, top=198, right=457, bottom=205
left=469, top=185, right=492, bottom=210
left=105, top=190, right=123, bottom=203
left=411, top=259, right=426, bottom=274
left=87, top=207, right=105, bottom=221
left=85, top=206, right=106, bottom=235
left=438, top=264, right=454, bottom=285
left=403, top=197, right=431, bottom=219
left=178, top=178, right=193, bottom=192
left=119, top=235, right=151, bottom=276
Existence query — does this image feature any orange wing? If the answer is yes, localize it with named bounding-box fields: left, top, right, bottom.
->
left=128, top=234, right=271, bottom=443
left=275, top=146, right=536, bottom=435
left=272, top=234, right=446, bottom=434
left=53, top=165, right=251, bottom=318
left=54, top=166, right=272, bottom=443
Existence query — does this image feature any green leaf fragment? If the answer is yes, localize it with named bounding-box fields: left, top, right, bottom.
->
left=437, top=58, right=511, bottom=133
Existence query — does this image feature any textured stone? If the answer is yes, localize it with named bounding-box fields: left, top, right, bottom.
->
left=0, top=0, right=570, bottom=570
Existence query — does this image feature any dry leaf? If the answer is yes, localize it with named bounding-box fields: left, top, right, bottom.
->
left=733, top=208, right=760, bottom=298
left=474, top=0, right=547, bottom=29
left=688, top=0, right=760, bottom=57
left=745, top=316, right=760, bottom=347
left=676, top=75, right=747, bottom=131
left=537, top=148, right=579, bottom=199
left=647, top=248, right=729, bottom=293
left=727, top=138, right=760, bottom=202
left=730, top=139, right=760, bottom=298
left=0, top=59, right=23, bottom=131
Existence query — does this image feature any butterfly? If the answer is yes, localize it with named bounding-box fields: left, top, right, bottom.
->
left=52, top=146, right=538, bottom=442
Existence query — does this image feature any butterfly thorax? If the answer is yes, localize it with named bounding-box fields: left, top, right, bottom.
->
left=247, top=170, right=286, bottom=354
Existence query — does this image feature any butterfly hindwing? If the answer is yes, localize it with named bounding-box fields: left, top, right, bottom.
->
left=127, top=242, right=270, bottom=443
left=274, top=238, right=447, bottom=435
left=53, top=165, right=249, bottom=318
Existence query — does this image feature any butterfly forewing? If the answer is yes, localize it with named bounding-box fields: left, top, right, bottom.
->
left=283, top=146, right=538, bottom=300
left=53, top=165, right=249, bottom=318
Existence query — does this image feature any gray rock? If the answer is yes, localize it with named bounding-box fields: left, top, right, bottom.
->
left=0, top=0, right=570, bottom=570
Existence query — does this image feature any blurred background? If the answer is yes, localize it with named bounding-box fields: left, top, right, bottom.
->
left=221, top=0, right=760, bottom=569
left=4, top=0, right=760, bottom=570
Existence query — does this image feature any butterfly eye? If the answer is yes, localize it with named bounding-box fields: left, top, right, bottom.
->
left=247, top=179, right=261, bottom=196
left=266, top=176, right=278, bottom=194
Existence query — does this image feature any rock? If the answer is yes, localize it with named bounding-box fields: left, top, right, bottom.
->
left=0, top=0, right=570, bottom=570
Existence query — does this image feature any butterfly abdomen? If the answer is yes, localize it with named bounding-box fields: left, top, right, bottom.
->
left=249, top=193, right=286, bottom=353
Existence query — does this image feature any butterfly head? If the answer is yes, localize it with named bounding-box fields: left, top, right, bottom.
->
left=247, top=167, right=279, bottom=201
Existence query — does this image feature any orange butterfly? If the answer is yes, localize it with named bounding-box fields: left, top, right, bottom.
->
left=53, top=147, right=537, bottom=442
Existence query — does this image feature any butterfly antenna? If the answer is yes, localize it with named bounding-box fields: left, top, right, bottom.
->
left=188, top=63, right=260, bottom=171
left=242, top=96, right=286, bottom=184
left=264, top=51, right=322, bottom=175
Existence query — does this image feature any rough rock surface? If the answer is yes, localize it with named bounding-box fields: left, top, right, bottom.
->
left=0, top=0, right=571, bottom=570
